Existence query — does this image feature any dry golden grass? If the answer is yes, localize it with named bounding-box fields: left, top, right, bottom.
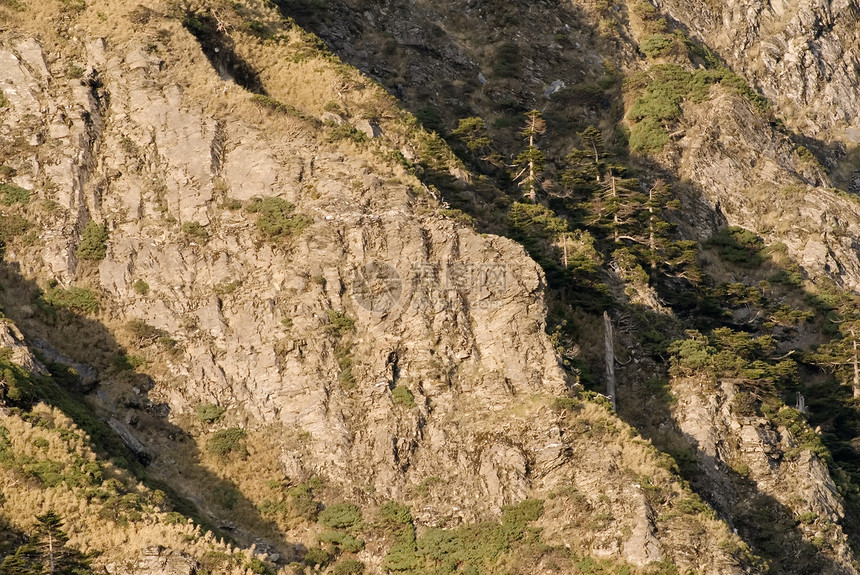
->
left=0, top=403, right=260, bottom=573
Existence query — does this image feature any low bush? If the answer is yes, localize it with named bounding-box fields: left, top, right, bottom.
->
left=318, top=502, right=362, bottom=530
left=206, top=427, right=247, bottom=459
left=0, top=183, right=29, bottom=205
left=245, top=197, right=310, bottom=240
left=332, top=559, right=364, bottom=575
left=392, top=386, right=415, bottom=408
left=76, top=222, right=108, bottom=260
left=195, top=403, right=226, bottom=424
left=181, top=221, right=209, bottom=242
left=42, top=285, right=100, bottom=315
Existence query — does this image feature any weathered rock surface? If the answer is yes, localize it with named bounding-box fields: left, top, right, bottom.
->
left=657, top=0, right=860, bottom=143
left=0, top=21, right=749, bottom=572
left=670, top=88, right=860, bottom=291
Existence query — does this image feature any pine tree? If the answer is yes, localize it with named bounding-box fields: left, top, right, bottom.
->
left=810, top=308, right=860, bottom=398
left=513, top=110, right=546, bottom=201
left=451, top=116, right=502, bottom=166
left=34, top=511, right=67, bottom=575
left=0, top=512, right=93, bottom=575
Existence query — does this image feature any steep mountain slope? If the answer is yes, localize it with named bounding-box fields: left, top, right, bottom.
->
left=2, top=0, right=860, bottom=574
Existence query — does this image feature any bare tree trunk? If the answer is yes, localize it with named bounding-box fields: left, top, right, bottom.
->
left=609, top=172, right=619, bottom=244
left=527, top=124, right=536, bottom=202
left=852, top=328, right=860, bottom=398
left=592, top=140, right=601, bottom=183
left=563, top=233, right=568, bottom=268
left=48, top=531, right=55, bottom=574
left=604, top=311, right=616, bottom=411
left=648, top=186, right=656, bottom=271
left=796, top=392, right=807, bottom=413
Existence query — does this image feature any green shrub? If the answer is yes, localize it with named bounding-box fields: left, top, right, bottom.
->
left=195, top=403, right=226, bottom=424
left=181, top=221, right=209, bottom=242
left=42, top=285, right=100, bottom=315
left=246, top=557, right=271, bottom=575
left=707, top=226, right=765, bottom=267
left=303, top=547, right=331, bottom=567
left=332, top=559, right=364, bottom=575
left=326, top=310, right=356, bottom=336
left=501, top=499, right=544, bottom=526
left=288, top=483, right=321, bottom=521
left=132, top=279, right=149, bottom=295
left=245, top=197, right=310, bottom=240
left=629, top=117, right=669, bottom=152
left=379, top=501, right=413, bottom=525
left=251, top=94, right=303, bottom=117
left=206, top=427, right=247, bottom=459
left=318, top=502, right=362, bottom=530
left=326, top=123, right=368, bottom=144
left=392, top=386, right=415, bottom=408
left=76, top=222, right=108, bottom=260
left=318, top=530, right=364, bottom=553
left=639, top=34, right=673, bottom=58
left=492, top=42, right=520, bottom=77
left=0, top=183, right=29, bottom=205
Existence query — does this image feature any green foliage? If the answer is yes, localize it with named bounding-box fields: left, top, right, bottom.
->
left=318, top=502, right=362, bottom=530
left=452, top=117, right=491, bottom=154
left=76, top=222, right=109, bottom=261
left=639, top=34, right=673, bottom=58
left=318, top=530, right=364, bottom=553
left=195, top=403, right=226, bottom=424
left=326, top=310, right=356, bottom=336
left=132, top=279, right=149, bottom=295
left=251, top=94, right=303, bottom=117
left=0, top=511, right=94, bottom=575
left=492, top=42, right=520, bottom=77
left=382, top=499, right=544, bottom=573
left=288, top=482, right=321, bottom=521
left=379, top=501, right=413, bottom=525
left=508, top=203, right=568, bottom=240
left=501, top=499, right=544, bottom=524
left=332, top=559, right=365, bottom=575
left=245, top=197, right=310, bottom=241
left=707, top=226, right=765, bottom=266
left=206, top=427, right=247, bottom=459
left=303, top=547, right=331, bottom=567
left=439, top=208, right=476, bottom=227
left=41, top=285, right=100, bottom=315
left=414, top=106, right=443, bottom=134
left=0, top=183, right=29, bottom=205
left=626, top=63, right=769, bottom=153
left=629, top=117, right=669, bottom=152
left=391, top=386, right=415, bottom=408
left=0, top=213, right=29, bottom=252
left=0, top=359, right=37, bottom=407
left=181, top=221, right=209, bottom=242
left=326, top=123, right=369, bottom=144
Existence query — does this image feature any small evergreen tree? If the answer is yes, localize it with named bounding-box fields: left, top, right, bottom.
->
left=0, top=512, right=92, bottom=575
left=513, top=110, right=546, bottom=201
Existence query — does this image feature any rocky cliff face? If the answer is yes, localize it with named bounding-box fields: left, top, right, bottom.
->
left=0, top=1, right=753, bottom=573
left=655, top=0, right=860, bottom=144
left=2, top=0, right=860, bottom=574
